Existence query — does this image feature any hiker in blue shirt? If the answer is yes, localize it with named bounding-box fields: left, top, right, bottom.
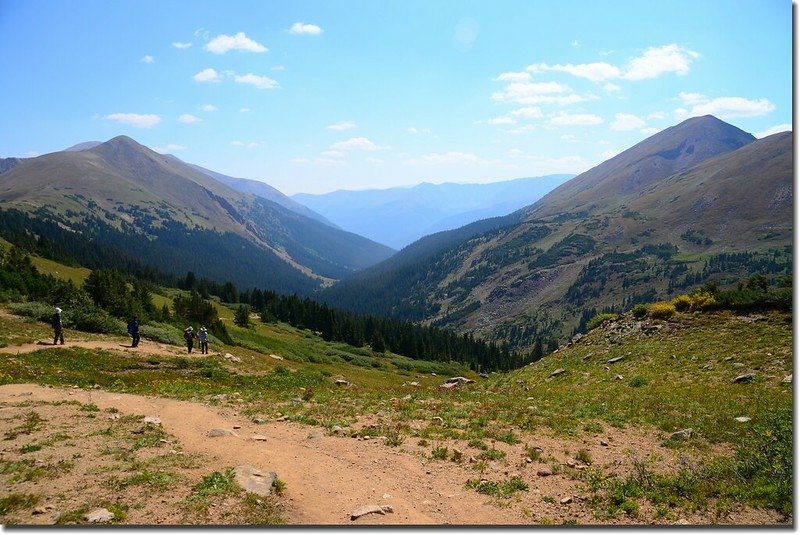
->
left=127, top=316, right=140, bottom=347
left=198, top=326, right=209, bottom=354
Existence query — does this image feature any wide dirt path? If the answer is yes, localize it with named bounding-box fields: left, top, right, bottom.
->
left=0, top=383, right=530, bottom=525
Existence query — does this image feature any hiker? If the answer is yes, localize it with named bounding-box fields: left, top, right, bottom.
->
left=198, top=326, right=209, bottom=354
left=52, top=307, right=64, bottom=345
left=183, top=326, right=196, bottom=353
left=127, top=316, right=140, bottom=347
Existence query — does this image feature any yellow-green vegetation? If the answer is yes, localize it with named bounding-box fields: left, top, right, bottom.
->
left=29, top=255, right=91, bottom=285
left=0, top=304, right=792, bottom=521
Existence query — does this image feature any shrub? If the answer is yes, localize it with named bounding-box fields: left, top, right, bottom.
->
left=672, top=294, right=692, bottom=312
left=631, top=304, right=648, bottom=319
left=648, top=302, right=675, bottom=319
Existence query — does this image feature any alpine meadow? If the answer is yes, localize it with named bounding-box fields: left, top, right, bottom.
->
left=0, top=0, right=792, bottom=527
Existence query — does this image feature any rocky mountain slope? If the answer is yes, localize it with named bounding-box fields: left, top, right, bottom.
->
left=0, top=136, right=394, bottom=294
left=322, top=116, right=792, bottom=347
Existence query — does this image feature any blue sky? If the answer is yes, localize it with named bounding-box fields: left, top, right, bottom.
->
left=0, top=0, right=792, bottom=194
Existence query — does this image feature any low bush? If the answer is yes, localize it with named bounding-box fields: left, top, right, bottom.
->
left=587, top=313, right=618, bottom=331
left=648, top=302, right=675, bottom=319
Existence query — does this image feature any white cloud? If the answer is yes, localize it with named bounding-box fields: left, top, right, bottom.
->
left=488, top=115, right=517, bottom=125
left=491, top=80, right=571, bottom=102
left=330, top=137, right=384, bottom=151
left=647, top=111, right=667, bottom=120
left=234, top=73, right=280, bottom=90
left=507, top=148, right=524, bottom=158
left=194, top=68, right=220, bottom=83
left=687, top=96, right=776, bottom=119
left=320, top=150, right=345, bottom=159
left=327, top=120, right=357, bottom=131
left=140, top=54, right=154, bottom=64
left=178, top=113, right=202, bottom=124
left=755, top=123, right=792, bottom=138
left=290, top=22, right=323, bottom=35
left=510, top=106, right=543, bottom=119
left=204, top=32, right=267, bottom=54
left=153, top=143, right=187, bottom=153
left=527, top=61, right=621, bottom=82
left=550, top=112, right=603, bottom=126
left=408, top=127, right=432, bottom=135
left=201, top=104, right=218, bottom=112
left=105, top=113, right=161, bottom=129
left=603, top=83, right=621, bottom=93
left=610, top=113, right=646, bottom=131
left=239, top=107, right=251, bottom=113
left=678, top=91, right=706, bottom=105
left=406, top=151, right=485, bottom=165
left=492, top=71, right=531, bottom=83
left=622, top=44, right=699, bottom=80
left=508, top=124, right=537, bottom=134
left=172, top=42, right=192, bottom=49
left=231, top=140, right=260, bottom=148
left=366, top=157, right=384, bottom=164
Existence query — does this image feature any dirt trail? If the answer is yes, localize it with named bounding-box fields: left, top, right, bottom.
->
left=0, top=383, right=532, bottom=525
left=0, top=339, right=192, bottom=358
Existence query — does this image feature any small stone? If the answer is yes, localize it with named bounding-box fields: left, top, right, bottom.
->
left=536, top=468, right=552, bottom=477
left=252, top=434, right=268, bottom=441
left=207, top=428, right=237, bottom=437
left=600, top=440, right=609, bottom=446
left=560, top=496, right=573, bottom=505
left=550, top=368, right=566, bottom=377
left=331, top=425, right=344, bottom=434
left=782, top=374, right=792, bottom=384
left=143, top=416, right=161, bottom=425
left=734, top=416, right=751, bottom=423
left=607, top=356, right=624, bottom=363
left=84, top=508, right=114, bottom=523
left=234, top=465, right=277, bottom=496
left=671, top=428, right=694, bottom=440
left=733, top=373, right=755, bottom=384
left=350, top=504, right=394, bottom=521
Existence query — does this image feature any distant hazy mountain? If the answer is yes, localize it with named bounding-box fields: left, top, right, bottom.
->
left=322, top=116, right=792, bottom=346
left=0, top=136, right=394, bottom=295
left=292, top=175, right=573, bottom=249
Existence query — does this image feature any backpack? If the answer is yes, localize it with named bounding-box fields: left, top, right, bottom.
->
left=127, top=321, right=136, bottom=335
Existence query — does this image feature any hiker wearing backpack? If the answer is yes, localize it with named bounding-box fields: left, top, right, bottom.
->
left=127, top=316, right=140, bottom=347
left=52, top=307, right=64, bottom=345
left=198, top=326, right=209, bottom=354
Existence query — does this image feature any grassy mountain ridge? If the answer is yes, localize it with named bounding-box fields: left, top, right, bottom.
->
left=321, top=116, right=792, bottom=347
left=0, top=136, right=394, bottom=294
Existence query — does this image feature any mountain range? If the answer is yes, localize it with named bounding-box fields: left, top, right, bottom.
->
left=0, top=136, right=393, bottom=294
left=292, top=174, right=573, bottom=249
left=321, top=116, right=793, bottom=347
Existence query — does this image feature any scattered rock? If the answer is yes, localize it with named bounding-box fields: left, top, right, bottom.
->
left=207, top=428, right=237, bottom=437
left=223, top=353, right=241, bottom=363
left=549, top=368, right=566, bottom=378
left=331, top=425, right=344, bottom=434
left=350, top=504, right=394, bottom=521
left=440, top=376, right=475, bottom=389
left=734, top=416, right=751, bottom=423
left=671, top=428, right=694, bottom=440
left=479, top=373, right=489, bottom=379
left=143, top=416, right=161, bottom=425
left=536, top=468, right=552, bottom=477
left=307, top=431, right=323, bottom=441
left=32, top=504, right=56, bottom=515
left=334, top=379, right=350, bottom=386
left=269, top=354, right=284, bottom=361
left=600, top=440, right=609, bottom=447
left=234, top=465, right=277, bottom=496
left=560, top=496, right=573, bottom=505
left=612, top=374, right=624, bottom=381
left=84, top=508, right=114, bottom=523
left=782, top=374, right=792, bottom=384
left=211, top=394, right=228, bottom=402
left=733, top=373, right=755, bottom=384
left=607, top=356, right=624, bottom=363
left=251, top=434, right=268, bottom=441
left=431, top=416, right=444, bottom=425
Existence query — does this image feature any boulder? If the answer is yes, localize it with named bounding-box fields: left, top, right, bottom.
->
left=350, top=504, right=394, bottom=521
left=549, top=368, right=566, bottom=378
left=440, top=376, right=475, bottom=389
left=733, top=373, right=755, bottom=384
left=84, top=508, right=114, bottom=523
left=234, top=465, right=277, bottom=497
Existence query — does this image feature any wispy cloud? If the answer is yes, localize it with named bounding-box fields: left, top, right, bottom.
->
left=105, top=113, right=161, bottom=129
left=330, top=137, right=385, bottom=151
left=550, top=112, right=603, bottom=126
left=406, top=151, right=486, bottom=165
left=234, top=73, right=280, bottom=90
left=327, top=120, right=357, bottom=131
left=172, top=42, right=192, bottom=49
left=622, top=44, right=699, bottom=80
left=204, top=32, right=267, bottom=54
left=231, top=140, right=260, bottom=148
left=290, top=22, right=323, bottom=35
left=193, top=68, right=220, bottom=83
left=755, top=124, right=791, bottom=138
left=675, top=93, right=776, bottom=119
left=178, top=114, right=202, bottom=124
left=527, top=61, right=621, bottom=82
left=201, top=104, right=218, bottom=112
left=140, top=54, right=154, bottom=64
left=610, top=113, right=646, bottom=131
left=153, top=143, right=187, bottom=153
